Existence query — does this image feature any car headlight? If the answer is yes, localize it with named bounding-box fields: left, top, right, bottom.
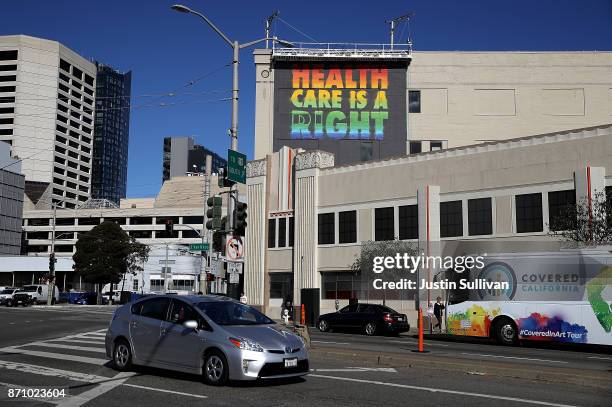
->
left=229, top=337, right=264, bottom=352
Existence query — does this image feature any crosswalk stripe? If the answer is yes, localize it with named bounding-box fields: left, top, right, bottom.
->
left=0, top=359, right=108, bottom=382
left=82, top=332, right=106, bottom=337
left=0, top=347, right=107, bottom=365
left=51, top=339, right=105, bottom=346
left=56, top=371, right=135, bottom=407
left=122, top=383, right=208, bottom=399
left=26, top=342, right=105, bottom=354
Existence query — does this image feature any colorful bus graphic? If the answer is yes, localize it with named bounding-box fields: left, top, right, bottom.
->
left=444, top=249, right=612, bottom=346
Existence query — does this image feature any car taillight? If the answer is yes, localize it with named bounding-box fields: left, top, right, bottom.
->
left=383, top=313, right=394, bottom=323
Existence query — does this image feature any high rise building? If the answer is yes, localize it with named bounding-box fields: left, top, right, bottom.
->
left=162, top=136, right=226, bottom=182
left=0, top=142, right=25, bottom=255
left=0, top=35, right=97, bottom=209
left=91, top=62, right=132, bottom=204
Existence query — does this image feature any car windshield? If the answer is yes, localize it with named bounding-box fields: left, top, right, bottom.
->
left=196, top=301, right=275, bottom=326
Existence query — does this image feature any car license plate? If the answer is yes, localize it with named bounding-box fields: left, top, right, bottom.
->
left=397, top=317, right=404, bottom=321
left=284, top=358, right=298, bottom=368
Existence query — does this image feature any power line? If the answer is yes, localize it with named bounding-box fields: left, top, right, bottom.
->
left=277, top=16, right=318, bottom=42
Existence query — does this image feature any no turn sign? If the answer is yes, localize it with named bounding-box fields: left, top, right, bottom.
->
left=225, top=235, right=244, bottom=261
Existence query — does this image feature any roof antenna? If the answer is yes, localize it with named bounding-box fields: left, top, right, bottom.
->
left=386, top=13, right=414, bottom=49
left=265, top=11, right=280, bottom=49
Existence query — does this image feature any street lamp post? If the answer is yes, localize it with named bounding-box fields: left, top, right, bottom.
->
left=171, top=4, right=292, bottom=230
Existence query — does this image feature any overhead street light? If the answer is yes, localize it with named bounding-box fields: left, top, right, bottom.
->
left=171, top=4, right=292, bottom=231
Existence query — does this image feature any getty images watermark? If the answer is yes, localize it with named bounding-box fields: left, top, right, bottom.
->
left=370, top=253, right=509, bottom=291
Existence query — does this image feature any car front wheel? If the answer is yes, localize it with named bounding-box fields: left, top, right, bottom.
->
left=203, top=350, right=228, bottom=386
left=113, top=339, right=133, bottom=371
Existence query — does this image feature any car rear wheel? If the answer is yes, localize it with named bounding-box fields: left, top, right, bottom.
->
left=495, top=318, right=518, bottom=346
left=364, top=322, right=377, bottom=336
left=203, top=350, right=228, bottom=386
left=318, top=319, right=330, bottom=332
left=113, top=339, right=133, bottom=371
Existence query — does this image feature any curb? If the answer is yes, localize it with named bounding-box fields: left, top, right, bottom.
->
left=309, top=347, right=612, bottom=390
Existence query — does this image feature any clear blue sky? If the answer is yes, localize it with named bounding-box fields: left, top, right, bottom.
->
left=3, top=1, right=611, bottom=197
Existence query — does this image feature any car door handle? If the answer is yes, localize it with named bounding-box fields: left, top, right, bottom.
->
left=161, top=328, right=168, bottom=335
left=130, top=321, right=138, bottom=328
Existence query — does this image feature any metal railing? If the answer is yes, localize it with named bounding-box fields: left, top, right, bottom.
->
left=272, top=42, right=412, bottom=59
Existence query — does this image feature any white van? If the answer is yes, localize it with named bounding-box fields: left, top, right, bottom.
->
left=20, top=284, right=60, bottom=305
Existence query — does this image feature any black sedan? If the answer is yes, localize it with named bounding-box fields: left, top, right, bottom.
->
left=317, top=303, right=410, bottom=336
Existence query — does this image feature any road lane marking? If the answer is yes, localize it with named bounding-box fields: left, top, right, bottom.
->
left=312, top=340, right=351, bottom=345
left=0, top=347, right=107, bottom=365
left=51, top=339, right=106, bottom=346
left=0, top=359, right=108, bottom=382
left=587, top=356, right=612, bottom=361
left=309, top=374, right=577, bottom=407
left=56, top=371, right=135, bottom=407
left=460, top=353, right=568, bottom=364
left=122, top=383, right=208, bottom=399
left=27, top=342, right=105, bottom=354
left=81, top=332, right=106, bottom=337
left=387, top=340, right=449, bottom=347
left=313, top=367, right=397, bottom=372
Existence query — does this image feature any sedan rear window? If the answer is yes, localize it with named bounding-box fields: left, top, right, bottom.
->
left=196, top=301, right=274, bottom=326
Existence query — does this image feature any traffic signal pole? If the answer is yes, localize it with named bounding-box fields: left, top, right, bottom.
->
left=46, top=203, right=57, bottom=305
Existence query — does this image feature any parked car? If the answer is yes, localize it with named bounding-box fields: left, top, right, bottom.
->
left=105, top=295, right=309, bottom=385
left=317, top=303, right=410, bottom=336
left=0, top=287, right=20, bottom=306
left=11, top=291, right=34, bottom=307
left=19, top=284, right=60, bottom=305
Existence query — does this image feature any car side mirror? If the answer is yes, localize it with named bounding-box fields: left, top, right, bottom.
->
left=183, top=320, right=199, bottom=331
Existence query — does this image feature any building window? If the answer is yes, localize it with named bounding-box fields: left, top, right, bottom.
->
left=318, top=213, right=335, bottom=245
left=430, top=141, right=443, bottom=151
left=130, top=217, right=153, bottom=225
left=374, top=207, right=394, bottom=241
left=288, top=217, right=294, bottom=247
left=409, top=141, right=422, bottom=154
left=515, top=193, right=543, bottom=233
left=133, top=279, right=139, bottom=291
left=409, top=90, right=421, bottom=113
left=468, top=198, right=492, bottom=236
left=269, top=273, right=293, bottom=299
left=440, top=201, right=463, bottom=237
left=268, top=218, right=276, bottom=248
left=278, top=217, right=287, bottom=248
left=399, top=205, right=418, bottom=240
left=338, top=210, right=357, bottom=244
left=78, top=217, right=100, bottom=226
left=59, top=59, right=70, bottom=72
left=322, top=272, right=362, bottom=300
left=548, top=190, right=576, bottom=231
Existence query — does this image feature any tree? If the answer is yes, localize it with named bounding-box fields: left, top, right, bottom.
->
left=548, top=191, right=612, bottom=246
left=73, top=222, right=150, bottom=304
left=350, top=239, right=419, bottom=305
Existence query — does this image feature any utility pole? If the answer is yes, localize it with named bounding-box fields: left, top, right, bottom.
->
left=200, top=155, right=212, bottom=294
left=386, top=13, right=413, bottom=49
left=163, top=243, right=169, bottom=294
left=265, top=11, right=279, bottom=49
left=46, top=203, right=57, bottom=305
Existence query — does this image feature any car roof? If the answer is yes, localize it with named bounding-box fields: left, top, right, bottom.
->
left=136, top=294, right=237, bottom=305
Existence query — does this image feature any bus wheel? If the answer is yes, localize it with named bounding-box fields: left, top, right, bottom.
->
left=495, top=318, right=517, bottom=346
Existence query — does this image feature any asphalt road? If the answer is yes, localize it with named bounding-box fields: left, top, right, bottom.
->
left=0, top=306, right=610, bottom=407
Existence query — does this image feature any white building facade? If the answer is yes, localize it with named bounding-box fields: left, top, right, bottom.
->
left=0, top=35, right=96, bottom=209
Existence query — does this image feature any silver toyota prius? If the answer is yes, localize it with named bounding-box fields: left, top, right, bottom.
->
left=105, top=295, right=309, bottom=385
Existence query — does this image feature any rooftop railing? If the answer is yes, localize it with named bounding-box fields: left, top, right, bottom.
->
left=271, top=42, right=412, bottom=60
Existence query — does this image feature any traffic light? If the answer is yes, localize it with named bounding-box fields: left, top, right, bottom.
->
left=212, top=216, right=227, bottom=253
left=206, top=196, right=223, bottom=230
left=165, top=219, right=174, bottom=237
left=233, top=201, right=248, bottom=236
left=218, top=167, right=236, bottom=188
left=49, top=252, right=56, bottom=273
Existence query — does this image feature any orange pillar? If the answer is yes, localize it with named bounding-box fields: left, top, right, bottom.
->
left=301, top=304, right=306, bottom=325
left=418, top=307, right=424, bottom=352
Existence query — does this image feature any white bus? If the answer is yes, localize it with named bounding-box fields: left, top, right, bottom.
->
left=444, top=248, right=612, bottom=346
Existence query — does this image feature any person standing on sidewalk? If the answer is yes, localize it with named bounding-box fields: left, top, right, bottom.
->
left=434, top=296, right=445, bottom=333
left=239, top=292, right=248, bottom=304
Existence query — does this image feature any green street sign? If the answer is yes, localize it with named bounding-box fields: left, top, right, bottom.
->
left=189, top=243, right=209, bottom=252
left=227, top=149, right=247, bottom=184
